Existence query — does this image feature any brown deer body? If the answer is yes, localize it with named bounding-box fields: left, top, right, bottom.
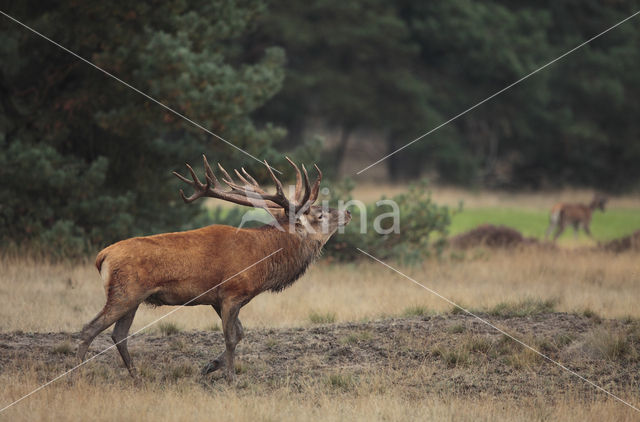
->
left=77, top=156, right=350, bottom=381
left=545, top=194, right=607, bottom=241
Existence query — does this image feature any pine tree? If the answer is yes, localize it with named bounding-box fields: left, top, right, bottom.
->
left=0, top=1, right=285, bottom=254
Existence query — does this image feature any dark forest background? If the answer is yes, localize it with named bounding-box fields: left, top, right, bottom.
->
left=1, top=0, right=639, bottom=251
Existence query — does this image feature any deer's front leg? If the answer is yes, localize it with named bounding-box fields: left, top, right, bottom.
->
left=201, top=319, right=244, bottom=375
left=221, top=302, right=242, bottom=383
left=202, top=305, right=245, bottom=376
left=583, top=224, right=594, bottom=239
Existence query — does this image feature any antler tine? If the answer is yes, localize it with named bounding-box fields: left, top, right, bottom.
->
left=234, top=169, right=251, bottom=186
left=217, top=163, right=234, bottom=184
left=175, top=157, right=289, bottom=209
left=172, top=162, right=210, bottom=203
left=241, top=168, right=259, bottom=186
left=172, top=170, right=194, bottom=187
left=218, top=163, right=250, bottom=194
left=263, top=159, right=292, bottom=210
left=308, top=164, right=323, bottom=204
left=239, top=167, right=270, bottom=196
left=297, top=164, right=312, bottom=211
left=174, top=156, right=303, bottom=212
left=285, top=157, right=303, bottom=203
left=202, top=155, right=222, bottom=188
left=182, top=163, right=202, bottom=186
left=263, top=160, right=284, bottom=194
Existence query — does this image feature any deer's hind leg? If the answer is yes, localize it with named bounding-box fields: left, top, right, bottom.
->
left=553, top=221, right=567, bottom=241
left=112, top=305, right=139, bottom=377
left=77, top=302, right=134, bottom=361
left=77, top=268, right=146, bottom=364
left=545, top=222, right=556, bottom=240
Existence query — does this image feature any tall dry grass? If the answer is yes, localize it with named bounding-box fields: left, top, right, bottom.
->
left=1, top=247, right=638, bottom=333
left=1, top=365, right=639, bottom=422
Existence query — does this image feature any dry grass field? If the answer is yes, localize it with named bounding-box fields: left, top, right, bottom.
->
left=1, top=189, right=640, bottom=421
left=1, top=248, right=639, bottom=333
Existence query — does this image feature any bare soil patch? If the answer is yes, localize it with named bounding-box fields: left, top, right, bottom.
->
left=1, top=313, right=639, bottom=401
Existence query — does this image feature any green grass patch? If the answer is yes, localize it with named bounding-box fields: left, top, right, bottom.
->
left=165, top=363, right=194, bottom=381
left=158, top=322, right=182, bottom=336
left=402, top=305, right=430, bottom=317
left=326, top=373, right=355, bottom=391
left=340, top=331, right=373, bottom=344
left=450, top=207, right=640, bottom=242
left=309, top=311, right=337, bottom=324
left=487, top=298, right=557, bottom=317
left=447, top=323, right=466, bottom=334
left=432, top=346, right=470, bottom=367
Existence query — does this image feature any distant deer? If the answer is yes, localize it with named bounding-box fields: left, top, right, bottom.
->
left=545, top=194, right=608, bottom=241
left=76, top=156, right=351, bottom=382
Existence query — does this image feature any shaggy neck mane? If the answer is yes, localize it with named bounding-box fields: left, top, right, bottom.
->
left=256, top=223, right=324, bottom=293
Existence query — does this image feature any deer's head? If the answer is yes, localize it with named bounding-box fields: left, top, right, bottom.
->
left=591, top=194, right=608, bottom=211
left=174, top=155, right=350, bottom=244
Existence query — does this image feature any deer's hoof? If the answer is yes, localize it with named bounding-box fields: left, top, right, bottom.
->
left=201, top=359, right=223, bottom=375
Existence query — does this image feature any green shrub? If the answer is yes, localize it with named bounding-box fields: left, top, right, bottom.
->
left=325, top=179, right=454, bottom=264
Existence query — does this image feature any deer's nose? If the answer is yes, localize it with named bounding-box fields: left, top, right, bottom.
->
left=345, top=210, right=351, bottom=217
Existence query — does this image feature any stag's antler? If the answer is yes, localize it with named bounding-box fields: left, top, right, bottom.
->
left=173, top=155, right=323, bottom=215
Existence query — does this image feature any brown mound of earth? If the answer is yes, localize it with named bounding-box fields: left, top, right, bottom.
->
left=450, top=224, right=539, bottom=249
left=601, top=229, right=640, bottom=253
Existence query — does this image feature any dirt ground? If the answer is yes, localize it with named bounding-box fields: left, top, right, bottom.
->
left=2, top=313, right=639, bottom=403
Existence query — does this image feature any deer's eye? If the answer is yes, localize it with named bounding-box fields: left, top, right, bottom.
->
left=317, top=214, right=323, bottom=220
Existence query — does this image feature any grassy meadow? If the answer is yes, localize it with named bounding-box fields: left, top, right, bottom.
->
left=449, top=207, right=640, bottom=241
left=354, top=185, right=640, bottom=244
left=1, top=188, right=640, bottom=421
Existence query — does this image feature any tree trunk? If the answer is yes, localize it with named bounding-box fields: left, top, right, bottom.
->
left=332, top=126, right=352, bottom=175
left=385, top=132, right=401, bottom=181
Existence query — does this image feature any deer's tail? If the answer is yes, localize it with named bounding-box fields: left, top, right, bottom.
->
left=95, top=249, right=108, bottom=272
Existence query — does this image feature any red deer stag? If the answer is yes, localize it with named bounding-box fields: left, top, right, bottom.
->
left=545, top=194, right=607, bottom=241
left=76, top=156, right=351, bottom=382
